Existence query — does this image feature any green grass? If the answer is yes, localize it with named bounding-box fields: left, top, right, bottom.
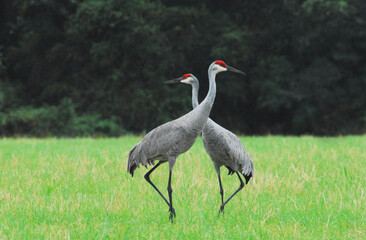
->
left=0, top=136, right=365, bottom=239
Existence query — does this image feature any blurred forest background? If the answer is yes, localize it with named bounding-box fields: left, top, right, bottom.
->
left=0, top=0, right=365, bottom=137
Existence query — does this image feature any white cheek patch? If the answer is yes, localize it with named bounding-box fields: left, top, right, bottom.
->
left=181, top=77, right=192, bottom=84
left=217, top=66, right=227, bottom=72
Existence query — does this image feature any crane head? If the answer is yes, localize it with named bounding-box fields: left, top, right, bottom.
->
left=209, top=60, right=245, bottom=75
left=164, top=73, right=198, bottom=85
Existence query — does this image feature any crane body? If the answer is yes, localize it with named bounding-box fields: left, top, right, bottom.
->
left=128, top=61, right=245, bottom=221
left=127, top=61, right=236, bottom=222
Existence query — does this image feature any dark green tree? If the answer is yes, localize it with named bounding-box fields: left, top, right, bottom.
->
left=0, top=0, right=365, bottom=136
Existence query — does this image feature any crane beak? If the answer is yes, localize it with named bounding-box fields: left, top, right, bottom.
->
left=226, top=65, right=245, bottom=75
left=164, top=77, right=182, bottom=84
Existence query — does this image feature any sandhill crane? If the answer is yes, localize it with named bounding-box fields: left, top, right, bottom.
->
left=165, top=66, right=254, bottom=215
left=127, top=60, right=244, bottom=221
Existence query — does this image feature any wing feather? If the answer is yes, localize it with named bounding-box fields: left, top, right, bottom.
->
left=203, top=119, right=254, bottom=182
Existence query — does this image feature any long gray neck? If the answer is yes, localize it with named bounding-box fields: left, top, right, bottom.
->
left=191, top=82, right=199, bottom=109
left=184, top=69, right=216, bottom=135
left=201, top=70, right=216, bottom=107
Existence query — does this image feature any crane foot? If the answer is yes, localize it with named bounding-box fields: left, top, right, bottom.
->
left=169, top=207, right=176, bottom=223
left=218, top=205, right=225, bottom=216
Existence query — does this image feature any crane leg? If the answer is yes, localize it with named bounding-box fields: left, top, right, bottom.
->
left=144, top=161, right=170, bottom=207
left=218, top=174, right=225, bottom=215
left=167, top=169, right=176, bottom=222
left=219, top=172, right=245, bottom=214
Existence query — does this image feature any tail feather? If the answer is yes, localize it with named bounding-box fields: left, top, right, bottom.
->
left=127, top=142, right=148, bottom=177
left=241, top=160, right=254, bottom=184
left=127, top=145, right=137, bottom=177
left=127, top=142, right=154, bottom=177
left=243, top=171, right=253, bottom=184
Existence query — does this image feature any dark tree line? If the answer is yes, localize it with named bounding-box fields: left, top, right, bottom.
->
left=0, top=0, right=365, bottom=136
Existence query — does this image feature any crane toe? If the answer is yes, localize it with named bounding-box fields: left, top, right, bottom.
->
left=169, top=208, right=176, bottom=222
left=218, top=205, right=225, bottom=216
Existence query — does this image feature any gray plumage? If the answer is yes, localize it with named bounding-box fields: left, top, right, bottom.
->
left=127, top=99, right=213, bottom=175
left=170, top=70, right=253, bottom=214
left=127, top=70, right=217, bottom=176
left=203, top=119, right=254, bottom=182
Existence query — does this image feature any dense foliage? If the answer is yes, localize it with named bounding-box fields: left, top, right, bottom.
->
left=1, top=0, right=365, bottom=136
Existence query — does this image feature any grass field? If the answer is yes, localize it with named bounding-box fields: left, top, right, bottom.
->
left=0, top=136, right=365, bottom=239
